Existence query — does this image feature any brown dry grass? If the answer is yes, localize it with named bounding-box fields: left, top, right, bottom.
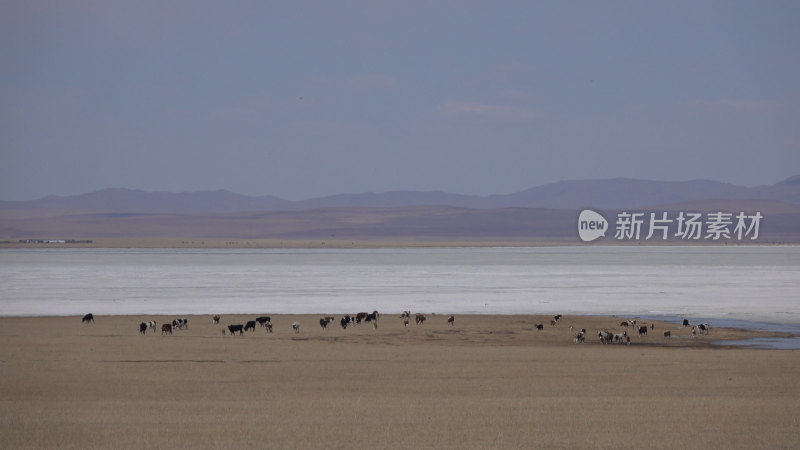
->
left=1, top=314, right=798, bottom=449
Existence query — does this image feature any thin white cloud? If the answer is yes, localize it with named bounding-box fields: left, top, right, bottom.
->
left=434, top=100, right=540, bottom=122
left=687, top=99, right=781, bottom=111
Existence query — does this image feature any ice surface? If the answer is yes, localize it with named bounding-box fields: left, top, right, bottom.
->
left=1, top=246, right=798, bottom=325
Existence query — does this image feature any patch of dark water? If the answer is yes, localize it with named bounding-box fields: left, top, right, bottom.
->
left=713, top=337, right=800, bottom=350
left=635, top=315, right=800, bottom=350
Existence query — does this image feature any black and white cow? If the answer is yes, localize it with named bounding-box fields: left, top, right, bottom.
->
left=256, top=316, right=271, bottom=327
left=340, top=316, right=351, bottom=330
left=320, top=318, right=331, bottom=330
left=292, top=322, right=300, bottom=333
left=638, top=325, right=648, bottom=337
left=172, top=318, right=188, bottom=330
left=141, top=320, right=156, bottom=333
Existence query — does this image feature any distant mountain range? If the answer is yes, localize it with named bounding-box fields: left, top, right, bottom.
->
left=2, top=176, right=799, bottom=243
left=3, top=175, right=800, bottom=213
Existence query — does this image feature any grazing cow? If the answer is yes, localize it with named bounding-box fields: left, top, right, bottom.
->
left=365, top=312, right=378, bottom=323
left=212, top=315, right=220, bottom=324
left=139, top=322, right=148, bottom=334
left=228, top=324, right=244, bottom=335
left=447, top=315, right=455, bottom=326
left=598, top=330, right=612, bottom=344
left=554, top=314, right=562, bottom=322
left=550, top=320, right=557, bottom=327
left=415, top=314, right=426, bottom=325
left=535, top=324, right=544, bottom=331
left=355, top=312, right=368, bottom=324
left=683, top=319, right=691, bottom=327
left=620, top=321, right=629, bottom=327
left=292, top=322, right=300, bottom=333
left=244, top=321, right=256, bottom=332
left=256, top=316, right=271, bottom=327
left=613, top=331, right=628, bottom=344
left=172, top=318, right=188, bottom=330
left=663, top=330, right=672, bottom=338
left=320, top=318, right=331, bottom=330
left=574, top=331, right=586, bottom=343
left=161, top=323, right=172, bottom=335
left=698, top=323, right=711, bottom=335
left=340, top=316, right=351, bottom=330
left=638, top=325, right=648, bottom=337
left=81, top=313, right=94, bottom=323
left=265, top=321, right=273, bottom=333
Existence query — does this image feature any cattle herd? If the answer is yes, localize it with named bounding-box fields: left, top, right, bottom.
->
left=79, top=312, right=712, bottom=345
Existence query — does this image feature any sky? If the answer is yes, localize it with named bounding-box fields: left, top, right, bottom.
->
left=1, top=1, right=799, bottom=201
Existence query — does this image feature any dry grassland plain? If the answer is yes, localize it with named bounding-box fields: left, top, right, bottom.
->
left=1, top=314, right=798, bottom=449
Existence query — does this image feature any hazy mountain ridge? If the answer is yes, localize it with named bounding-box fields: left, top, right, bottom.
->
left=2, top=176, right=799, bottom=242
left=2, top=175, right=799, bottom=213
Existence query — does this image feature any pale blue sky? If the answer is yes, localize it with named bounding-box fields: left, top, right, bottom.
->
left=2, top=1, right=798, bottom=200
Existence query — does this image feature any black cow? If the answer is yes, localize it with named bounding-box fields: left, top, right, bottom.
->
left=228, top=324, right=244, bottom=335
left=82, top=313, right=94, bottom=323
left=139, top=322, right=148, bottom=334
left=535, top=323, right=544, bottom=331
left=244, top=321, right=257, bottom=332
left=256, top=316, right=271, bottom=327
left=682, top=319, right=691, bottom=327
left=638, top=325, right=648, bottom=337
left=340, top=316, right=351, bottom=330
left=320, top=318, right=331, bottom=329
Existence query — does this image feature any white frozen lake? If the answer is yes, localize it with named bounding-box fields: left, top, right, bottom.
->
left=1, top=246, right=798, bottom=325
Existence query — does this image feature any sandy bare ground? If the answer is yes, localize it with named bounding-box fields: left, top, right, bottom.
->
left=1, top=314, right=798, bottom=449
